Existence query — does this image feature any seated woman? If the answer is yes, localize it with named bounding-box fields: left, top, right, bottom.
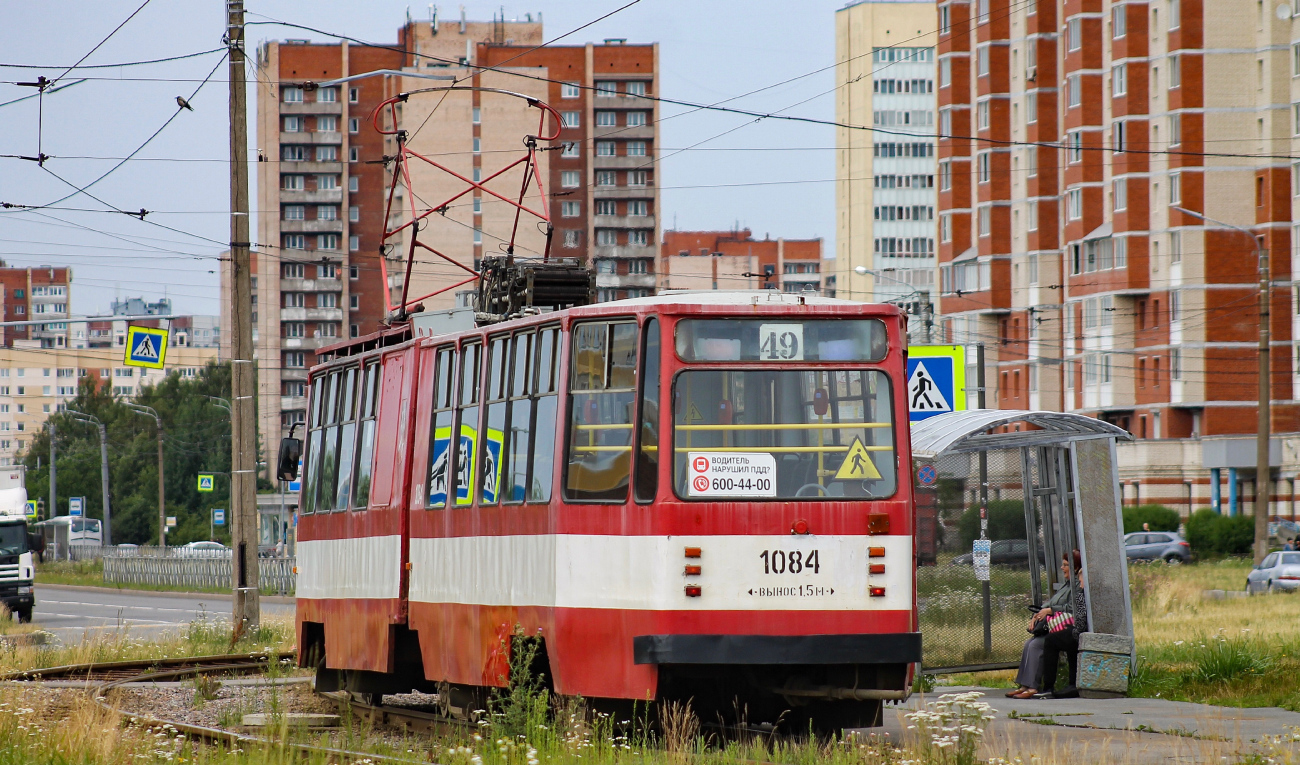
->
left=1007, top=550, right=1088, bottom=700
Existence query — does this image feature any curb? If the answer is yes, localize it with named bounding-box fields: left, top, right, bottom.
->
left=36, top=583, right=296, bottom=606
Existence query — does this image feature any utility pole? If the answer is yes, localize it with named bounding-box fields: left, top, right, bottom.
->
left=1172, top=207, right=1271, bottom=563
left=127, top=404, right=165, bottom=548
left=67, top=411, right=111, bottom=546
left=976, top=343, right=991, bottom=657
left=48, top=421, right=56, bottom=520
left=227, top=0, right=260, bottom=630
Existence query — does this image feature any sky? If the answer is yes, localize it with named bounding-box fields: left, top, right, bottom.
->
left=0, top=0, right=845, bottom=316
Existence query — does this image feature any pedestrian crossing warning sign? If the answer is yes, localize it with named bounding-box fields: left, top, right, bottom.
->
left=197, top=474, right=214, bottom=492
left=906, top=345, right=967, bottom=422
left=834, top=437, right=883, bottom=480
left=124, top=325, right=168, bottom=369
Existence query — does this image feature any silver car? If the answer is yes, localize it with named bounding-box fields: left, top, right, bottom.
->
left=1123, top=531, right=1191, bottom=563
left=1246, top=551, right=1300, bottom=594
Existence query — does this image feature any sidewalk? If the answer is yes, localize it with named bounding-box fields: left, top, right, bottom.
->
left=36, top=583, right=295, bottom=605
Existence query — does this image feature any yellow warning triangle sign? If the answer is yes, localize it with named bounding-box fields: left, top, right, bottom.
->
left=835, top=437, right=882, bottom=480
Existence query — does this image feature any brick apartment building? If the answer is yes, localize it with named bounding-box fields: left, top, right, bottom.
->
left=0, top=265, right=70, bottom=349
left=244, top=12, right=658, bottom=458
left=935, top=0, right=1300, bottom=513
left=659, top=229, right=826, bottom=293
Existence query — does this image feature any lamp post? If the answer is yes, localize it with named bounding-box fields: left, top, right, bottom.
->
left=1172, top=206, right=1270, bottom=563
left=126, top=403, right=165, bottom=549
left=65, top=410, right=111, bottom=547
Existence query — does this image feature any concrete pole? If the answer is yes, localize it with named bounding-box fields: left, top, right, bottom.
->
left=95, top=421, right=111, bottom=546
left=156, top=423, right=165, bottom=548
left=48, top=421, right=55, bottom=520
left=227, top=0, right=260, bottom=629
left=1255, top=241, right=1271, bottom=564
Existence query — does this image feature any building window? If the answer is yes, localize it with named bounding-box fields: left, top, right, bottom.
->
left=283, top=175, right=304, bottom=190
left=939, top=160, right=951, bottom=190
left=1169, top=114, right=1181, bottom=145
left=626, top=111, right=647, bottom=127
left=318, top=87, right=337, bottom=103
left=939, top=5, right=950, bottom=33
left=977, top=46, right=989, bottom=76
left=596, top=229, right=618, bottom=246
left=1113, top=64, right=1127, bottom=95
left=561, top=201, right=581, bottom=217
left=350, top=265, right=360, bottom=279
left=978, top=152, right=990, bottom=183
left=629, top=259, right=649, bottom=274
left=940, top=214, right=952, bottom=242
left=939, top=108, right=951, bottom=135
left=1067, top=75, right=1081, bottom=107
left=319, top=292, right=338, bottom=308
left=596, top=260, right=616, bottom=274
left=1170, top=55, right=1180, bottom=88
left=284, top=292, right=305, bottom=308
left=1068, top=131, right=1082, bottom=163
left=473, top=197, right=481, bottom=214
left=562, top=111, right=580, bottom=128
left=628, top=170, right=648, bottom=186
left=625, top=81, right=646, bottom=97
left=350, top=324, right=360, bottom=338
left=1113, top=5, right=1127, bottom=36
left=978, top=206, right=991, bottom=236
left=284, top=205, right=305, bottom=220
left=285, top=322, right=304, bottom=338
left=629, top=230, right=650, bottom=246
left=319, top=234, right=339, bottom=250
left=284, top=116, right=302, bottom=132
left=1112, top=121, right=1125, bottom=152
left=317, top=115, right=337, bottom=132
left=596, top=142, right=616, bottom=157
left=561, top=143, right=580, bottom=158
left=595, top=199, right=616, bottom=216
left=349, top=176, right=359, bottom=193
left=348, top=117, right=359, bottom=134
left=1171, top=230, right=1182, bottom=263
left=318, top=205, right=337, bottom=221
left=349, top=235, right=360, bottom=252
left=318, top=175, right=338, bottom=190
left=473, top=136, right=481, bottom=153
left=1067, top=188, right=1082, bottom=220
left=316, top=145, right=337, bottom=162
left=286, top=352, right=305, bottom=368
left=563, top=230, right=581, bottom=248
left=940, top=58, right=951, bottom=88
left=595, top=81, right=617, bottom=96
left=282, top=145, right=307, bottom=162
left=596, top=111, right=616, bottom=127
left=472, top=107, right=481, bottom=124
left=562, top=82, right=581, bottom=98
left=1114, top=179, right=1127, bottom=210
left=473, top=228, right=482, bottom=245
left=627, top=141, right=646, bottom=157
left=283, top=263, right=305, bottom=279
left=284, top=234, right=306, bottom=250
left=561, top=170, right=581, bottom=188
left=628, top=200, right=648, bottom=216
left=1170, top=0, right=1180, bottom=29
left=1068, top=18, right=1081, bottom=50
left=1170, top=172, right=1182, bottom=204
left=977, top=101, right=989, bottom=129
left=283, top=86, right=303, bottom=103
left=349, top=87, right=359, bottom=103
left=349, top=206, right=360, bottom=222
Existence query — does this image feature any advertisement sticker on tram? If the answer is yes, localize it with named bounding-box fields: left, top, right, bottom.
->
left=687, top=452, right=777, bottom=497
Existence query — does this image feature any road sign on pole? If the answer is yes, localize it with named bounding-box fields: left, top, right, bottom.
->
left=68, top=497, right=84, bottom=516
left=213, top=509, right=225, bottom=526
left=906, top=345, right=968, bottom=422
left=124, top=326, right=169, bottom=369
left=197, top=474, right=215, bottom=492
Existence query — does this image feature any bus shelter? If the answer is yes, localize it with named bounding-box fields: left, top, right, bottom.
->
left=910, top=410, right=1134, bottom=674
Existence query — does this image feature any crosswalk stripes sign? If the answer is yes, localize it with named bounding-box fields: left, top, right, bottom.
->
left=197, top=474, right=215, bottom=492
left=906, top=345, right=967, bottom=422
left=124, top=325, right=168, bottom=369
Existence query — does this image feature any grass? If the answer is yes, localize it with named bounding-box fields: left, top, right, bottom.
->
left=34, top=559, right=280, bottom=597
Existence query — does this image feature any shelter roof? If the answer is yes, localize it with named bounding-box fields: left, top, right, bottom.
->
left=910, top=409, right=1132, bottom=459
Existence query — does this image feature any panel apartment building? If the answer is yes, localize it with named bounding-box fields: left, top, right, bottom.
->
left=659, top=230, right=826, bottom=293
left=936, top=0, right=1300, bottom=512
left=248, top=12, right=658, bottom=462
left=835, top=0, right=940, bottom=311
left=0, top=265, right=70, bottom=349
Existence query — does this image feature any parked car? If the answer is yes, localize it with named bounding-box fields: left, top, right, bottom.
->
left=1123, top=531, right=1191, bottom=563
left=175, top=541, right=229, bottom=558
left=950, top=539, right=1045, bottom=568
left=1246, top=551, right=1300, bottom=594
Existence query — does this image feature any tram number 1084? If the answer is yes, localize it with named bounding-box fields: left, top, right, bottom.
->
left=760, top=549, right=821, bottom=575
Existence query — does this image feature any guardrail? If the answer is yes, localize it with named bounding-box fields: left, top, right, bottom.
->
left=101, top=556, right=297, bottom=596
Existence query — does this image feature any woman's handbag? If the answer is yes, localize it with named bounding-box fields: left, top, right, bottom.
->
left=1046, top=610, right=1075, bottom=634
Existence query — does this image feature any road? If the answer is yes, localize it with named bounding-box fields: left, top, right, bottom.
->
left=33, top=585, right=296, bottom=640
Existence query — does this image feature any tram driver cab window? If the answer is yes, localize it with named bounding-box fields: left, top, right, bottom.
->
left=565, top=321, right=639, bottom=502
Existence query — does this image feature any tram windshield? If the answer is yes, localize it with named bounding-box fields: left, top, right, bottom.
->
left=672, top=369, right=896, bottom=500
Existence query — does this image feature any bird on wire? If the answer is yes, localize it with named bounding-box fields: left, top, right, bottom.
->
left=175, top=95, right=194, bottom=111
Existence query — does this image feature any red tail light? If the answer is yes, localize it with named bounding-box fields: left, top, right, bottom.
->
left=869, top=587, right=886, bottom=597
left=868, top=546, right=886, bottom=558
left=684, top=585, right=702, bottom=597
left=684, top=565, right=701, bottom=576
left=684, top=547, right=702, bottom=558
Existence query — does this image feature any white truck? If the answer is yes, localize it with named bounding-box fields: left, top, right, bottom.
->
left=0, top=467, right=35, bottom=622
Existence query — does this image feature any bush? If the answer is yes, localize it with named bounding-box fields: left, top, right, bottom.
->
left=1123, top=504, right=1181, bottom=534
left=957, top=499, right=1028, bottom=548
left=1184, top=508, right=1255, bottom=556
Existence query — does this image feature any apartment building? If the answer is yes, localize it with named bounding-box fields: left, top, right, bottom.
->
left=835, top=1, right=940, bottom=306
left=0, top=345, right=219, bottom=466
left=936, top=0, right=1300, bottom=512
left=248, top=13, right=657, bottom=461
left=659, top=229, right=826, bottom=292
left=0, top=266, right=71, bottom=349
left=78, top=298, right=219, bottom=351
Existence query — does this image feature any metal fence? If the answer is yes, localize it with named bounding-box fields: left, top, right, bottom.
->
left=916, top=447, right=1046, bottom=672
left=102, top=555, right=297, bottom=596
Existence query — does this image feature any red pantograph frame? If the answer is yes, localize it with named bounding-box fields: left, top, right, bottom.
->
left=370, top=87, right=564, bottom=317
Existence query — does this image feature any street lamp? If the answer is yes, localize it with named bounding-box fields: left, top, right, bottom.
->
left=1172, top=205, right=1270, bottom=563
left=125, top=403, right=166, bottom=549
left=64, top=410, right=111, bottom=547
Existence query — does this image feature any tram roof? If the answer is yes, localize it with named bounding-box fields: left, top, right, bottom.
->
left=910, top=409, right=1132, bottom=459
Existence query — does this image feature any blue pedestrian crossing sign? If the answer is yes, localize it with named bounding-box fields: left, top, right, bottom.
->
left=907, top=345, right=968, bottom=422
left=197, top=474, right=215, bottom=492
left=124, top=326, right=168, bottom=369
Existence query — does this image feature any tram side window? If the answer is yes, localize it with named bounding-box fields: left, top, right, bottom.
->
left=351, top=362, right=380, bottom=509
left=426, top=347, right=457, bottom=508
left=479, top=335, right=509, bottom=505
left=451, top=342, right=482, bottom=506
left=565, top=321, right=638, bottom=502
left=634, top=318, right=660, bottom=503
left=303, top=376, right=324, bottom=514
left=315, top=371, right=341, bottom=512
left=503, top=331, right=533, bottom=504
left=530, top=326, right=560, bottom=502
left=333, top=366, right=359, bottom=511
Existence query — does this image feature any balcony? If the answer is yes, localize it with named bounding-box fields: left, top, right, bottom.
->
left=595, top=273, right=655, bottom=289
left=280, top=131, right=342, bottom=145
left=593, top=155, right=652, bottom=170
left=280, top=307, right=344, bottom=322
left=592, top=94, right=654, bottom=111
left=280, top=395, right=307, bottom=411
left=279, top=101, right=343, bottom=115
left=279, top=368, right=309, bottom=382
left=592, top=125, right=655, bottom=140
left=280, top=336, right=336, bottom=350
left=592, top=185, right=655, bottom=200
left=280, top=160, right=343, bottom=174
left=594, top=214, right=655, bottom=229
left=280, top=219, right=344, bottom=234
left=279, top=188, right=343, bottom=204
left=278, top=277, right=343, bottom=293
left=592, top=244, right=656, bottom=259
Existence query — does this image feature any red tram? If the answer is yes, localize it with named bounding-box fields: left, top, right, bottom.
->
left=291, top=293, right=919, bottom=729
